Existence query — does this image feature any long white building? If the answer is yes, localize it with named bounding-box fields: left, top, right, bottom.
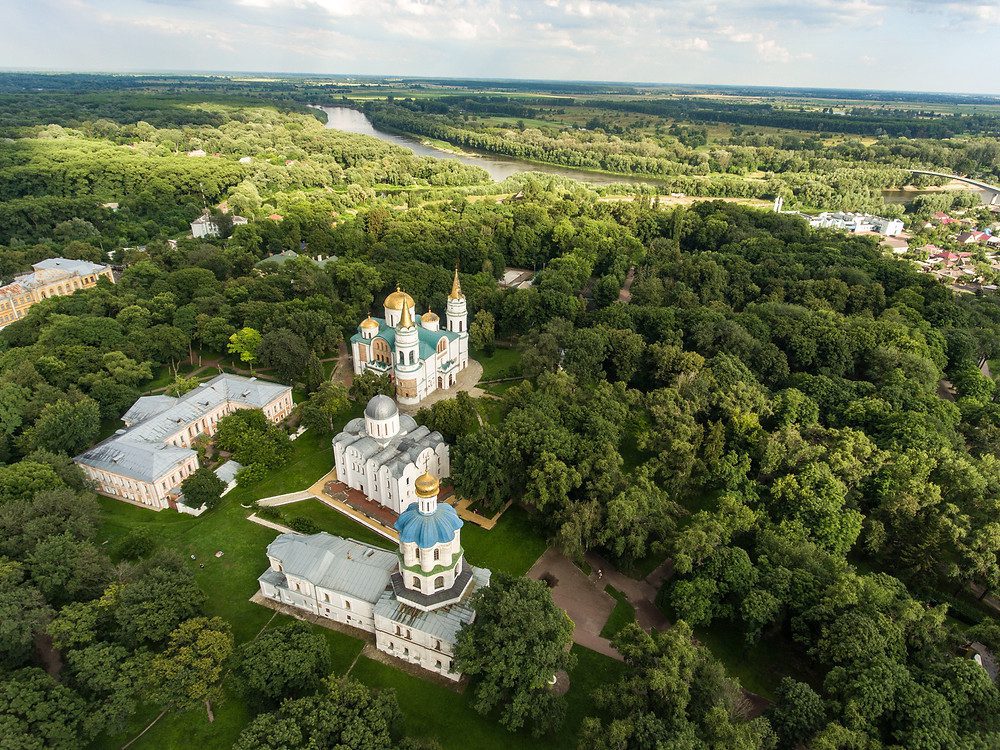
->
left=74, top=374, right=292, bottom=512
left=258, top=472, right=489, bottom=681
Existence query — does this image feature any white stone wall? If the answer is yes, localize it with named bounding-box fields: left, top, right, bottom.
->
left=373, top=618, right=460, bottom=681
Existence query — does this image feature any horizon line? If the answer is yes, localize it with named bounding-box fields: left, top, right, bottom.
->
left=1, top=67, right=999, bottom=101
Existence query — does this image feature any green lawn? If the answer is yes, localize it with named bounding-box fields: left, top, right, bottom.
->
left=474, top=396, right=506, bottom=428
left=692, top=619, right=816, bottom=701
left=473, top=346, right=523, bottom=381
left=600, top=585, right=636, bottom=639
left=96, top=429, right=336, bottom=643
left=282, top=498, right=395, bottom=551
left=350, top=643, right=624, bottom=750
left=461, top=504, right=548, bottom=576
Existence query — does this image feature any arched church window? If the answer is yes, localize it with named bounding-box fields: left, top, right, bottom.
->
left=412, top=576, right=420, bottom=587
left=433, top=549, right=440, bottom=561
left=434, top=576, right=445, bottom=590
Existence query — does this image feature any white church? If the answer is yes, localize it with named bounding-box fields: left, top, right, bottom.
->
left=332, top=395, right=449, bottom=514
left=350, top=270, right=470, bottom=406
left=258, top=472, right=490, bottom=681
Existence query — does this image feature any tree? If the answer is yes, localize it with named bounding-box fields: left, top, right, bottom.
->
left=257, top=328, right=311, bottom=384
left=455, top=573, right=575, bottom=736
left=228, top=327, right=263, bottom=373
left=452, top=426, right=515, bottom=515
left=302, top=353, right=325, bottom=395
left=415, top=391, right=480, bottom=443
left=26, top=533, right=109, bottom=606
left=771, top=678, right=826, bottom=749
left=0, top=557, right=52, bottom=670
left=180, top=467, right=226, bottom=511
left=349, top=370, right=394, bottom=403
left=65, top=643, right=150, bottom=737
left=233, top=677, right=403, bottom=750
left=166, top=374, right=200, bottom=396
left=300, top=382, right=349, bottom=434
left=113, top=551, right=206, bottom=646
left=214, top=409, right=291, bottom=468
left=22, top=397, right=101, bottom=455
left=0, top=668, right=88, bottom=750
left=581, top=622, right=775, bottom=750
left=0, top=382, right=29, bottom=438
left=0, top=460, right=65, bottom=505
left=148, top=616, right=233, bottom=721
left=470, top=310, right=496, bottom=353
left=233, top=621, right=332, bottom=709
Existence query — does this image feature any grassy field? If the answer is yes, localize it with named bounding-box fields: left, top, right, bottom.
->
left=351, top=643, right=625, bottom=750
left=600, top=585, right=636, bottom=639
left=473, top=346, right=523, bottom=381
left=462, top=504, right=548, bottom=576
left=693, top=620, right=816, bottom=701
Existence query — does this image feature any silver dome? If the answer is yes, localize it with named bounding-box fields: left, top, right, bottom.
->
left=365, top=394, right=398, bottom=420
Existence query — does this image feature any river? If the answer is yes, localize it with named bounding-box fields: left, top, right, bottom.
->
left=314, top=106, right=999, bottom=206
left=313, top=105, right=665, bottom=187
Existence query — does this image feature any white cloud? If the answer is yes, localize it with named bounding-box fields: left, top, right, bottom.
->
left=3, top=0, right=999, bottom=92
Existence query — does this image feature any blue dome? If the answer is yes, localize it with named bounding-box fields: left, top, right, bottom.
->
left=396, top=503, right=463, bottom=548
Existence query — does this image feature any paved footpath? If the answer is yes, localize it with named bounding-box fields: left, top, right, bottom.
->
left=527, top=548, right=621, bottom=661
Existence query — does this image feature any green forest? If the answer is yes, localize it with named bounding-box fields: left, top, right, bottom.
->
left=2, top=73, right=1000, bottom=750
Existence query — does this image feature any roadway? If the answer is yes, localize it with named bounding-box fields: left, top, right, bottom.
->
left=909, top=170, right=1000, bottom=204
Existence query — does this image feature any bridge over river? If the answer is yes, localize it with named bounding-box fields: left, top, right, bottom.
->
left=910, top=170, right=1000, bottom=205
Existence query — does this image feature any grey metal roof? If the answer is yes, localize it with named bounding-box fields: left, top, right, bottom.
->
left=334, top=413, right=443, bottom=480
left=214, top=460, right=242, bottom=484
left=75, top=374, right=290, bottom=482
left=122, top=395, right=179, bottom=426
left=266, top=533, right=397, bottom=603
left=365, top=395, right=398, bottom=420
left=75, top=439, right=194, bottom=483
left=32, top=258, right=109, bottom=276
left=2, top=257, right=111, bottom=297
left=375, top=565, right=490, bottom=643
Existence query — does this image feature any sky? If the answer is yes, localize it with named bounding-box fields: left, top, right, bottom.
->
left=3, top=0, right=1000, bottom=94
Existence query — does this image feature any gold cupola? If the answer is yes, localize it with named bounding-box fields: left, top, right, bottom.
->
left=384, top=286, right=415, bottom=311
left=415, top=471, right=440, bottom=498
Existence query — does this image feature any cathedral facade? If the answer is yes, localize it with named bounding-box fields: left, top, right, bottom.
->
left=350, top=270, right=469, bottom=406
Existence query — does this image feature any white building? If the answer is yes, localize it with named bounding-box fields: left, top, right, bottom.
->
left=0, top=258, right=115, bottom=330
left=258, top=472, right=489, bottom=681
left=351, top=270, right=469, bottom=406
left=191, top=211, right=249, bottom=238
left=807, top=211, right=904, bottom=237
left=332, top=395, right=449, bottom=514
left=74, top=374, right=292, bottom=512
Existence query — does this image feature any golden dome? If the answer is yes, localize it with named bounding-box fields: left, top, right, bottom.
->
left=384, top=286, right=415, bottom=311
left=360, top=316, right=379, bottom=330
left=415, top=472, right=440, bottom=498
left=422, top=307, right=439, bottom=322
left=448, top=268, right=463, bottom=300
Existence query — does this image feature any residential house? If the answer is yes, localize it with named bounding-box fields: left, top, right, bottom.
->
left=191, top=211, right=249, bottom=238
